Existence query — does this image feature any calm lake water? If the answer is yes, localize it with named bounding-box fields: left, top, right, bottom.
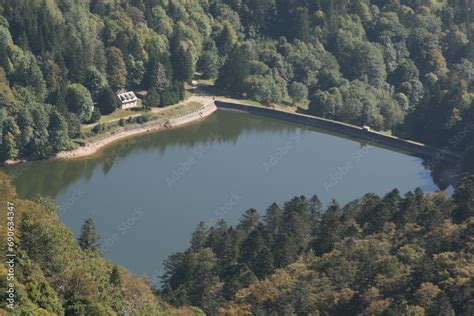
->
left=4, top=111, right=440, bottom=281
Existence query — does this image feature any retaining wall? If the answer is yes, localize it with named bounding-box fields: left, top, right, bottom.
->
left=215, top=100, right=460, bottom=161
left=166, top=102, right=217, bottom=127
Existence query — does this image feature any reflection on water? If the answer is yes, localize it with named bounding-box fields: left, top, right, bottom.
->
left=6, top=113, right=300, bottom=198
left=1, top=111, right=457, bottom=277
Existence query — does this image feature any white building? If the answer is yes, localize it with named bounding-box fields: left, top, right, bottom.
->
left=117, top=91, right=139, bottom=109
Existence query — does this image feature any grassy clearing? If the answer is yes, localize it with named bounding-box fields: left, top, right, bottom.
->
left=98, top=106, right=145, bottom=124
left=149, top=101, right=202, bottom=120
left=79, top=101, right=203, bottom=142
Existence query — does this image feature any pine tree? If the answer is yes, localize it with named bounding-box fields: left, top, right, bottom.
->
left=264, top=203, right=283, bottom=245
left=190, top=221, right=208, bottom=252
left=78, top=217, right=100, bottom=251
left=292, top=7, right=310, bottom=42
left=217, top=21, right=237, bottom=54
left=106, top=47, right=127, bottom=91
left=453, top=175, right=474, bottom=223
left=237, top=208, right=261, bottom=238
left=173, top=46, right=193, bottom=82
left=143, top=88, right=160, bottom=108
left=313, top=200, right=343, bottom=255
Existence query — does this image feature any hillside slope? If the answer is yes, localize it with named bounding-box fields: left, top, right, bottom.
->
left=162, top=178, right=474, bottom=315
left=0, top=172, right=201, bottom=315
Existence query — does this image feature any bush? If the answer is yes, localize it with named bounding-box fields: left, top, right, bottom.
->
left=92, top=123, right=104, bottom=134
left=66, top=113, right=82, bottom=139
left=136, top=114, right=150, bottom=124
left=119, top=118, right=126, bottom=126
left=88, top=108, right=101, bottom=124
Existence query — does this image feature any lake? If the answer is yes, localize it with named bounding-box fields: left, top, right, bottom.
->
left=4, top=110, right=442, bottom=283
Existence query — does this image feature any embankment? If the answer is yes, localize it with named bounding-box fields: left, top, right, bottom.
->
left=165, top=102, right=217, bottom=127
left=215, top=100, right=460, bottom=162
left=55, top=102, right=217, bottom=160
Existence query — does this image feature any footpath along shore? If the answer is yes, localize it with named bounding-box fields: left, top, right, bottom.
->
left=55, top=97, right=217, bottom=160
left=4, top=93, right=461, bottom=163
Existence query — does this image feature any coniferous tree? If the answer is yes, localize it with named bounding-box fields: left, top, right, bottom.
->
left=143, top=88, right=160, bottom=108
left=106, top=47, right=127, bottom=91
left=173, top=45, right=194, bottom=82
left=452, top=175, right=474, bottom=223
left=78, top=217, right=100, bottom=252
left=313, top=200, right=344, bottom=255
left=190, top=221, right=208, bottom=252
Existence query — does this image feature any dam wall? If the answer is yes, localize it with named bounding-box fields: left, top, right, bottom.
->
left=215, top=100, right=460, bottom=161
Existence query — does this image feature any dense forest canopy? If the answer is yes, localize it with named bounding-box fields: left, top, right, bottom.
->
left=0, top=0, right=473, bottom=167
left=161, top=175, right=474, bottom=315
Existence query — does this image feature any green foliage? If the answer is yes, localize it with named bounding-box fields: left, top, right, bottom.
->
left=0, top=116, right=20, bottom=160
left=66, top=113, right=81, bottom=139
left=452, top=175, right=474, bottom=223
left=48, top=109, right=72, bottom=152
left=78, top=217, right=100, bottom=252
left=0, top=173, right=180, bottom=314
left=163, top=177, right=474, bottom=315
left=106, top=47, right=127, bottom=91
left=309, top=80, right=405, bottom=130
left=65, top=84, right=94, bottom=123
left=84, top=66, right=108, bottom=98
left=288, top=82, right=308, bottom=104
left=243, top=74, right=286, bottom=105
left=197, top=42, right=220, bottom=79
left=144, top=54, right=172, bottom=92
left=0, top=0, right=471, bottom=164
left=97, top=87, right=119, bottom=115
left=92, top=123, right=105, bottom=134
left=216, top=21, right=237, bottom=54
left=160, top=81, right=185, bottom=106
left=144, top=88, right=161, bottom=108
left=172, top=44, right=194, bottom=83
left=88, top=107, right=101, bottom=124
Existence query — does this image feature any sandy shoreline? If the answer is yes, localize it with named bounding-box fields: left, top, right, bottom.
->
left=55, top=99, right=217, bottom=160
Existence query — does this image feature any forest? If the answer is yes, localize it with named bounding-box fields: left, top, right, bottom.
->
left=0, top=0, right=473, bottom=169
left=161, top=175, right=474, bottom=315
left=0, top=1, right=472, bottom=315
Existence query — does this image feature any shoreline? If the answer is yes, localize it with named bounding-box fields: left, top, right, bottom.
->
left=214, top=100, right=461, bottom=162
left=54, top=100, right=217, bottom=160
left=1, top=95, right=461, bottom=165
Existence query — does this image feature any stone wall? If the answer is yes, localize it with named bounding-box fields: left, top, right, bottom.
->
left=166, top=102, right=217, bottom=128
left=215, top=101, right=460, bottom=161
